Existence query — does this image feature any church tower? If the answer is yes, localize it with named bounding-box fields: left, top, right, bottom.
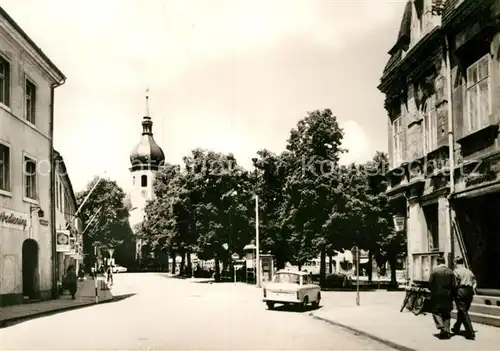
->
left=129, top=93, right=165, bottom=260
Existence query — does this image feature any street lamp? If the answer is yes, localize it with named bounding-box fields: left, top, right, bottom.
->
left=220, top=188, right=261, bottom=288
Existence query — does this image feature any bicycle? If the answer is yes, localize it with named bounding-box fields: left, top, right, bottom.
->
left=400, top=285, right=430, bottom=315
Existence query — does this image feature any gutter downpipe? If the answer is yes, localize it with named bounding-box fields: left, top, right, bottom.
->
left=50, top=77, right=66, bottom=299
left=444, top=35, right=456, bottom=269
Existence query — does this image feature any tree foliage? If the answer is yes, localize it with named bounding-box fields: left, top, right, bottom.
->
left=77, top=177, right=134, bottom=267
left=100, top=108, right=403, bottom=283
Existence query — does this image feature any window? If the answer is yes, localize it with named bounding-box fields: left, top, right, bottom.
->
left=141, top=175, right=147, bottom=187
left=392, top=117, right=404, bottom=167
left=273, top=273, right=300, bottom=284
left=423, top=96, right=437, bottom=153
left=56, top=179, right=59, bottom=209
left=466, top=54, right=491, bottom=132
left=25, top=79, right=36, bottom=124
left=133, top=176, right=135, bottom=185
left=0, top=143, right=10, bottom=191
left=0, top=56, right=10, bottom=106
left=24, top=156, right=37, bottom=200
left=423, top=204, right=439, bottom=251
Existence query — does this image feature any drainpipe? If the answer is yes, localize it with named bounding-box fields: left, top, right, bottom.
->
left=444, top=35, right=456, bottom=268
left=50, top=78, right=66, bottom=299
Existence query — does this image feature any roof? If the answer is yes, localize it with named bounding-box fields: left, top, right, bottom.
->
left=53, top=150, right=78, bottom=210
left=276, top=269, right=310, bottom=276
left=0, top=6, right=66, bottom=82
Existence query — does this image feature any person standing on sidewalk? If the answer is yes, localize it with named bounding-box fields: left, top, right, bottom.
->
left=452, top=257, right=476, bottom=340
left=429, top=256, right=455, bottom=339
left=65, top=266, right=78, bottom=300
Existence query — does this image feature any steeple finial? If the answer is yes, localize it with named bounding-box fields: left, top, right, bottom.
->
left=145, top=88, right=150, bottom=116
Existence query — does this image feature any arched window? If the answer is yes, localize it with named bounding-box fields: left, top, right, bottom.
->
left=141, top=175, right=147, bottom=187
left=133, top=176, right=135, bottom=185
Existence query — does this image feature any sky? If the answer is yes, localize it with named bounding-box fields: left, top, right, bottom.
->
left=2, top=0, right=406, bottom=194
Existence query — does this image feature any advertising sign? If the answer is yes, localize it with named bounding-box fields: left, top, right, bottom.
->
left=0, top=207, right=28, bottom=230
left=56, top=230, right=70, bottom=252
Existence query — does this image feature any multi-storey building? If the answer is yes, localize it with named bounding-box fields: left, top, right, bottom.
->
left=54, top=150, right=82, bottom=288
left=379, top=0, right=500, bottom=324
left=0, top=7, right=65, bottom=305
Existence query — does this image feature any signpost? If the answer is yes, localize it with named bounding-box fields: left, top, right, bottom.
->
left=352, top=246, right=360, bottom=306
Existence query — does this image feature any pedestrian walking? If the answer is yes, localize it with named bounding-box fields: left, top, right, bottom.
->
left=452, top=257, right=476, bottom=339
left=429, top=256, right=455, bottom=339
left=65, top=265, right=78, bottom=299
left=106, top=265, right=113, bottom=285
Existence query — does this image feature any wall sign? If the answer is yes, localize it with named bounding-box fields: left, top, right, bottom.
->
left=0, top=207, right=28, bottom=230
left=56, top=230, right=70, bottom=252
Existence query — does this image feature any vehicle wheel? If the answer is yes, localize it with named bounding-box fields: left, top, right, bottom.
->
left=312, top=292, right=321, bottom=308
left=299, top=296, right=309, bottom=311
left=411, top=295, right=425, bottom=316
left=266, top=302, right=275, bottom=310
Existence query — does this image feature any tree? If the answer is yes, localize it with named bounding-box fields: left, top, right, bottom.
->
left=78, top=177, right=133, bottom=269
left=280, top=109, right=347, bottom=284
left=365, top=152, right=406, bottom=285
left=252, top=149, right=292, bottom=269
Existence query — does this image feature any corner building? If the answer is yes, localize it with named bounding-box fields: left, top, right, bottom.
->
left=379, top=0, right=500, bottom=299
left=0, top=7, right=65, bottom=306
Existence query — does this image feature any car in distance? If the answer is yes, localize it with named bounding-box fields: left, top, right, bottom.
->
left=112, top=265, right=127, bottom=273
left=262, top=269, right=321, bottom=310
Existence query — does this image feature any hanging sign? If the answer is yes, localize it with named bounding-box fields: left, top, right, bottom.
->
left=393, top=215, right=406, bottom=232
left=56, top=230, right=70, bottom=252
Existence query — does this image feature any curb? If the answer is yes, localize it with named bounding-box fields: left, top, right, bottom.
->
left=310, top=313, right=417, bottom=351
left=0, top=297, right=114, bottom=328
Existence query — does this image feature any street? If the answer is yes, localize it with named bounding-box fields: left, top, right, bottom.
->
left=0, top=273, right=393, bottom=350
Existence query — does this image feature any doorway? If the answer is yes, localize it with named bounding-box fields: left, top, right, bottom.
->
left=455, top=193, right=500, bottom=290
left=22, top=239, right=39, bottom=299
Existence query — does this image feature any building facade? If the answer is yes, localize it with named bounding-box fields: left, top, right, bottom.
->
left=0, top=7, right=65, bottom=305
left=379, top=0, right=500, bottom=293
left=54, top=150, right=82, bottom=287
left=128, top=97, right=165, bottom=262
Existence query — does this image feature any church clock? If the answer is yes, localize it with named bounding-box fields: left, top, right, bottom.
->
left=141, top=190, right=148, bottom=198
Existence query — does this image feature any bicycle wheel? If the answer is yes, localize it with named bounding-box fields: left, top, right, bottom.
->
left=402, top=292, right=415, bottom=312
left=411, top=295, right=425, bottom=315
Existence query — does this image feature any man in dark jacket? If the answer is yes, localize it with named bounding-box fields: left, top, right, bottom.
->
left=429, top=256, right=455, bottom=339
left=65, top=265, right=78, bottom=300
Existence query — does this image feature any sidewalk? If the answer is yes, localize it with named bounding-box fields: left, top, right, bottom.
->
left=311, top=291, right=500, bottom=350
left=0, top=276, right=113, bottom=327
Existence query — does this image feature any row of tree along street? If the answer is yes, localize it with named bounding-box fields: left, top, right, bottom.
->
left=76, top=109, right=406, bottom=286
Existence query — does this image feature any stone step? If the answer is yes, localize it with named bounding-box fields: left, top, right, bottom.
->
left=474, top=294, right=500, bottom=307
left=469, top=303, right=500, bottom=316
left=452, top=310, right=500, bottom=328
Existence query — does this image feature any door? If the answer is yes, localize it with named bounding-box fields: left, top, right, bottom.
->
left=22, top=239, right=39, bottom=299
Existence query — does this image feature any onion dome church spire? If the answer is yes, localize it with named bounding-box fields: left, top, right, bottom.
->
left=129, top=91, right=165, bottom=171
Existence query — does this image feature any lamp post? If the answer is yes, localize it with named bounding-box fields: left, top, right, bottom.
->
left=221, top=189, right=261, bottom=288
left=255, top=194, right=260, bottom=288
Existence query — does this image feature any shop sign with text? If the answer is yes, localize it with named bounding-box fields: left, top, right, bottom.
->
left=0, top=207, right=28, bottom=230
